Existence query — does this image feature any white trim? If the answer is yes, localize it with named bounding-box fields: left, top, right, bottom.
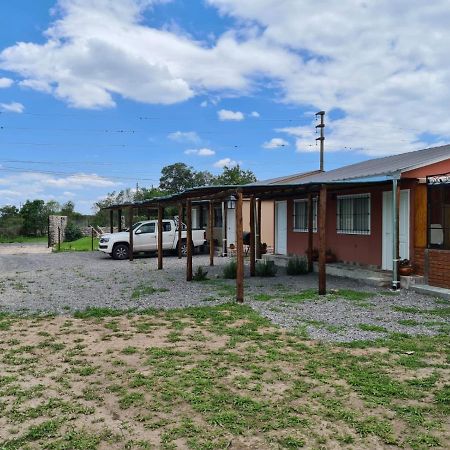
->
left=293, top=198, right=318, bottom=232
left=336, top=193, right=371, bottom=235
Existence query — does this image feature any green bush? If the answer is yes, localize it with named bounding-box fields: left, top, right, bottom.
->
left=65, top=222, right=83, bottom=242
left=286, top=256, right=308, bottom=275
left=255, top=260, right=277, bottom=277
left=193, top=266, right=208, bottom=281
left=223, top=259, right=237, bottom=279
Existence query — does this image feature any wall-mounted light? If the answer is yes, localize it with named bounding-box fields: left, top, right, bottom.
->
left=227, top=195, right=236, bottom=210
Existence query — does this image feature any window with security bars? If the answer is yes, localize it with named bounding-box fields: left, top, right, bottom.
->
left=337, top=194, right=370, bottom=235
left=428, top=185, right=450, bottom=249
left=293, top=198, right=317, bottom=232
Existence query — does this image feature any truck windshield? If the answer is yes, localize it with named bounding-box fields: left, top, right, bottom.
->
left=124, top=222, right=142, bottom=232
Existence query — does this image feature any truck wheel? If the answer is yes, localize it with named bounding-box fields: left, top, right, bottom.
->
left=178, top=240, right=189, bottom=257
left=112, top=243, right=129, bottom=260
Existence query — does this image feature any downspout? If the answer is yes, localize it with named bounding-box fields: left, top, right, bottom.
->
left=392, top=174, right=401, bottom=290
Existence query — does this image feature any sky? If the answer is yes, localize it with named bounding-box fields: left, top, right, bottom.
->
left=0, top=0, right=449, bottom=213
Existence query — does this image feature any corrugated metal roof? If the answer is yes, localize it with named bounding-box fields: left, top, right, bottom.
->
left=276, top=144, right=450, bottom=185
left=250, top=169, right=322, bottom=185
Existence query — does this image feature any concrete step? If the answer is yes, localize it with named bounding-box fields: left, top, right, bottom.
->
left=411, top=284, right=450, bottom=300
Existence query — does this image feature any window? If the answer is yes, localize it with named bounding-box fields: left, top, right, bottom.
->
left=337, top=194, right=371, bottom=235
left=214, top=206, right=223, bottom=228
left=138, top=223, right=155, bottom=234
left=293, top=198, right=317, bottom=232
left=428, top=185, right=450, bottom=249
left=162, top=221, right=172, bottom=232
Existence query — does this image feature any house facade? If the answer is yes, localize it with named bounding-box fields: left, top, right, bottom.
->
left=271, top=145, right=450, bottom=289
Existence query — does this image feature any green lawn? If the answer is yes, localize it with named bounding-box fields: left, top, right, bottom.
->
left=54, top=236, right=99, bottom=252
left=0, top=236, right=48, bottom=244
left=0, top=303, right=448, bottom=449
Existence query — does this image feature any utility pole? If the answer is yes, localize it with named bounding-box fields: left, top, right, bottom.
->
left=315, top=111, right=325, bottom=172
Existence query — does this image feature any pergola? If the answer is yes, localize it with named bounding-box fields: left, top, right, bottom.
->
left=103, top=179, right=394, bottom=302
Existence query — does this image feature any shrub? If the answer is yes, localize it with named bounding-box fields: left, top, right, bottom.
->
left=65, top=222, right=83, bottom=242
left=286, top=256, right=308, bottom=275
left=223, top=259, right=237, bottom=279
left=193, top=266, right=208, bottom=281
left=255, top=260, right=277, bottom=277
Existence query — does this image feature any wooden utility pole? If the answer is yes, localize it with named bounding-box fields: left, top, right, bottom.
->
left=250, top=196, right=256, bottom=276
left=307, top=193, right=314, bottom=272
left=236, top=192, right=244, bottom=303
left=318, top=185, right=327, bottom=294
left=186, top=200, right=193, bottom=281
left=315, top=111, right=325, bottom=172
left=128, top=207, right=134, bottom=261
left=256, top=198, right=262, bottom=260
left=209, top=201, right=215, bottom=266
left=157, top=205, right=163, bottom=270
left=109, top=210, right=114, bottom=234
left=178, top=203, right=183, bottom=259
left=118, top=209, right=122, bottom=232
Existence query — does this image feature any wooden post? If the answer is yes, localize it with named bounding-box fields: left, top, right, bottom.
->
left=318, top=185, right=327, bottom=295
left=58, top=226, right=61, bottom=251
left=178, top=203, right=183, bottom=259
left=118, top=209, right=122, bottom=232
left=256, top=198, right=262, bottom=260
left=236, top=191, right=244, bottom=303
left=186, top=200, right=193, bottom=281
left=250, top=196, right=256, bottom=276
left=91, top=227, right=94, bottom=251
left=128, top=206, right=134, bottom=261
left=158, top=205, right=163, bottom=270
left=209, top=201, right=215, bottom=266
left=109, top=210, right=114, bottom=234
left=307, top=193, right=314, bottom=272
left=223, top=201, right=228, bottom=256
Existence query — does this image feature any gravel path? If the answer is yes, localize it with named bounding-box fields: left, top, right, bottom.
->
left=0, top=251, right=448, bottom=342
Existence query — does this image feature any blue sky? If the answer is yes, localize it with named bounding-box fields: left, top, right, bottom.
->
left=1, top=0, right=449, bottom=213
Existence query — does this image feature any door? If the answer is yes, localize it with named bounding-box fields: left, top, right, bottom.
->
left=134, top=222, right=157, bottom=251
left=161, top=221, right=176, bottom=249
left=382, top=190, right=410, bottom=270
left=275, top=201, right=287, bottom=255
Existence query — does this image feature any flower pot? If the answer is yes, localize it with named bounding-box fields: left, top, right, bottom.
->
left=399, top=266, right=413, bottom=276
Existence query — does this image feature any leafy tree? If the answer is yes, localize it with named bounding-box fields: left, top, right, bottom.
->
left=0, top=205, right=23, bottom=238
left=159, top=163, right=197, bottom=194
left=61, top=201, right=75, bottom=217
left=214, top=165, right=257, bottom=185
left=194, top=170, right=215, bottom=187
left=65, top=222, right=83, bottom=242
left=20, top=200, right=47, bottom=236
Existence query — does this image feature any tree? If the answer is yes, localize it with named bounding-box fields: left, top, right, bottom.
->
left=61, top=201, right=75, bottom=217
left=0, top=205, right=23, bottom=238
left=159, top=163, right=197, bottom=194
left=20, top=200, right=47, bottom=236
left=214, top=165, right=257, bottom=185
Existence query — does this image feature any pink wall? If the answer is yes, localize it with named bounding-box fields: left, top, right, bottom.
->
left=402, top=159, right=450, bottom=178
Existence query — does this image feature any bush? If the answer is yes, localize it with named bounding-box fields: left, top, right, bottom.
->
left=286, top=256, right=308, bottom=275
left=65, top=222, right=83, bottom=242
left=223, top=259, right=237, bottom=279
left=193, top=266, right=208, bottom=281
left=255, top=260, right=277, bottom=277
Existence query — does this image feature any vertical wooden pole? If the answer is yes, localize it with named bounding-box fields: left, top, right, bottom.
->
left=109, top=210, right=114, bottom=234
left=236, top=192, right=244, bottom=303
left=223, top=201, right=228, bottom=256
left=318, top=185, right=327, bottom=295
left=178, top=203, right=183, bottom=259
left=58, top=226, right=61, bottom=251
left=128, top=207, right=134, bottom=261
left=256, top=198, right=262, bottom=260
left=250, top=196, right=256, bottom=276
left=118, top=209, right=122, bottom=232
left=186, top=200, right=193, bottom=281
left=158, top=205, right=163, bottom=270
left=307, top=193, right=314, bottom=272
left=91, top=227, right=94, bottom=251
left=209, top=201, right=215, bottom=266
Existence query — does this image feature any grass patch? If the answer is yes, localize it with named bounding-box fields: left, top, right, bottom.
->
left=54, top=237, right=99, bottom=252
left=131, top=283, right=169, bottom=299
left=358, top=323, right=388, bottom=333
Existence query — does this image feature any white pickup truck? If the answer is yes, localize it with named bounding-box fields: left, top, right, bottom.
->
left=98, top=219, right=206, bottom=260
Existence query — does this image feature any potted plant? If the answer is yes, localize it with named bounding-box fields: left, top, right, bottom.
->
left=399, top=259, right=413, bottom=276
left=326, top=249, right=337, bottom=263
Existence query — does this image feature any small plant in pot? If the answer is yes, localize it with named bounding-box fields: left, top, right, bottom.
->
left=398, top=259, right=413, bottom=276
left=325, top=249, right=337, bottom=263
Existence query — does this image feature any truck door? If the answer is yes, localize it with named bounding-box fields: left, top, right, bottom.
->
left=161, top=221, right=176, bottom=249
left=134, top=222, right=157, bottom=251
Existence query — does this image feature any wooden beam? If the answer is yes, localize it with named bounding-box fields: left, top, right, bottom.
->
left=209, top=201, right=215, bottom=266
left=256, top=198, right=262, bottom=260
left=118, top=209, right=122, bottom=232
left=128, top=207, right=134, bottom=262
left=178, top=203, right=183, bottom=259
left=109, top=209, right=114, bottom=234
left=236, top=192, right=244, bottom=303
left=250, top=196, right=256, bottom=276
left=307, top=193, right=314, bottom=272
left=186, top=200, right=193, bottom=281
left=157, top=205, right=163, bottom=270
left=318, top=185, right=327, bottom=295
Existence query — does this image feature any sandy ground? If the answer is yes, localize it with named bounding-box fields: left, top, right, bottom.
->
left=0, top=243, right=52, bottom=255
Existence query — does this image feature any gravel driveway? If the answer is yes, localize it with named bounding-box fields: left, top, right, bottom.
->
left=0, top=250, right=448, bottom=342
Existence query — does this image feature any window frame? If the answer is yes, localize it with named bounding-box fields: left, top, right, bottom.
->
left=336, top=193, right=371, bottom=235
left=293, top=197, right=318, bottom=233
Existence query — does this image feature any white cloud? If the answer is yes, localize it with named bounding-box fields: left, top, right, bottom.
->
left=0, top=77, right=13, bottom=88
left=250, top=111, right=260, bottom=118
left=0, top=102, right=24, bottom=113
left=19, top=79, right=52, bottom=93
left=214, top=157, right=238, bottom=168
left=200, top=100, right=208, bottom=107
left=262, top=137, right=289, bottom=149
left=168, top=131, right=200, bottom=143
left=185, top=148, right=215, bottom=156
left=217, top=109, right=244, bottom=121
